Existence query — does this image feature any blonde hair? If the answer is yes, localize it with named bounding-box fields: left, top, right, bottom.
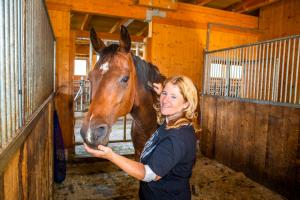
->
left=155, top=75, right=199, bottom=131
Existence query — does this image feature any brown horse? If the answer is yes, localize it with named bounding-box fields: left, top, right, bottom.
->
left=80, top=26, right=165, bottom=156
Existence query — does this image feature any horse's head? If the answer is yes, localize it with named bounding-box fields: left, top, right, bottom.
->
left=80, top=26, right=137, bottom=148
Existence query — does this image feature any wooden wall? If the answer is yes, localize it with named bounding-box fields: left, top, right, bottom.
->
left=147, top=4, right=260, bottom=92
left=259, top=0, right=300, bottom=40
left=149, top=23, right=206, bottom=89
left=201, top=95, right=300, bottom=199
left=208, top=24, right=262, bottom=51
left=0, top=101, right=53, bottom=200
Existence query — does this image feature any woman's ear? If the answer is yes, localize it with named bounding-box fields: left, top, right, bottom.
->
left=183, top=102, right=189, bottom=110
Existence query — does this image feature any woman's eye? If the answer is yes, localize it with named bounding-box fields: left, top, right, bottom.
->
left=120, top=76, right=129, bottom=83
left=161, top=91, right=167, bottom=96
left=171, top=95, right=177, bottom=99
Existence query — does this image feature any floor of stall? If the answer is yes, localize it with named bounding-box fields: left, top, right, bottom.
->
left=53, top=154, right=286, bottom=200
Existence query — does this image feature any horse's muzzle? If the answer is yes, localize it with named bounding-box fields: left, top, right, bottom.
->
left=80, top=124, right=111, bottom=149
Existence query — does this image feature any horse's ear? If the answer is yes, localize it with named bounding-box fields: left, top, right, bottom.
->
left=90, top=27, right=105, bottom=54
left=119, top=25, right=131, bottom=53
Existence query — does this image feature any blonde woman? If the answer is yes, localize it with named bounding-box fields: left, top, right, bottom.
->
left=84, top=75, right=199, bottom=200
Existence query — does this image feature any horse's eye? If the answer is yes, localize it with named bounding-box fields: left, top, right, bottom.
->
left=120, top=76, right=129, bottom=83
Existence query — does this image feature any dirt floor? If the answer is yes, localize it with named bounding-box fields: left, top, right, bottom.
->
left=54, top=155, right=286, bottom=200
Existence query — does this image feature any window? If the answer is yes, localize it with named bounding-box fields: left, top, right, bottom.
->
left=74, top=59, right=87, bottom=76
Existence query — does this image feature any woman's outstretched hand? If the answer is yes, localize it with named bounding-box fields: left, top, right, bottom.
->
left=153, top=83, right=163, bottom=95
left=84, top=143, right=113, bottom=160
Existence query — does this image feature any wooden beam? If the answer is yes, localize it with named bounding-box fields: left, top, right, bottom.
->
left=80, top=14, right=92, bottom=31
left=229, top=0, right=281, bottom=13
left=109, top=18, right=134, bottom=34
left=76, top=30, right=145, bottom=42
left=136, top=0, right=177, bottom=10
left=47, top=0, right=258, bottom=29
left=195, top=0, right=216, bottom=6
left=47, top=0, right=147, bottom=20
left=136, top=25, right=148, bottom=36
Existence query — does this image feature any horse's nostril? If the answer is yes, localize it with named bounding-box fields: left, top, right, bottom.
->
left=94, top=124, right=108, bottom=138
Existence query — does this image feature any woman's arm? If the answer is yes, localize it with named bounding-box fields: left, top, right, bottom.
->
left=84, top=143, right=146, bottom=180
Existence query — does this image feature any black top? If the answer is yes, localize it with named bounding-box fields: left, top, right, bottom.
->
left=139, top=123, right=197, bottom=200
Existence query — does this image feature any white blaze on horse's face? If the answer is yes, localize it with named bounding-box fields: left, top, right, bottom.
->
left=99, top=62, right=109, bottom=74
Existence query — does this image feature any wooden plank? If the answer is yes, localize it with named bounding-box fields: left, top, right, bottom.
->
left=195, top=0, right=215, bottom=6
left=4, top=150, right=20, bottom=200
left=233, top=0, right=281, bottom=13
left=0, top=172, right=4, bottom=200
left=46, top=0, right=258, bottom=29
left=259, top=0, right=300, bottom=40
left=47, top=0, right=147, bottom=20
left=171, top=2, right=258, bottom=29
left=75, top=30, right=145, bottom=42
left=150, top=22, right=206, bottom=89
left=282, top=107, right=300, bottom=193
left=228, top=100, right=240, bottom=170
left=200, top=96, right=217, bottom=157
left=80, top=14, right=92, bottom=31
left=252, top=103, right=269, bottom=179
left=136, top=0, right=177, bottom=10
left=215, top=97, right=232, bottom=165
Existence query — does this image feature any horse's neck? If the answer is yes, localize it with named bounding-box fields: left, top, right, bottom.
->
left=130, top=91, right=158, bottom=134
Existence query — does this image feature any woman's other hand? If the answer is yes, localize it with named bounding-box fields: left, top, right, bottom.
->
left=84, top=143, right=113, bottom=160
left=153, top=83, right=163, bottom=95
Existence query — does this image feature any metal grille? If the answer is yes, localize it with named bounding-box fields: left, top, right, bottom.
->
left=204, top=35, right=300, bottom=105
left=0, top=0, right=55, bottom=148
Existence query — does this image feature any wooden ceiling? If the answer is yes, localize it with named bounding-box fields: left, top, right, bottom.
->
left=71, top=0, right=280, bottom=41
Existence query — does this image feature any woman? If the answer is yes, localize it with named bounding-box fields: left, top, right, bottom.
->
left=84, top=75, right=199, bottom=200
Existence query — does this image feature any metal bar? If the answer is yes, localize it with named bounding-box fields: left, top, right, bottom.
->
left=295, top=38, right=300, bottom=104
left=289, top=38, right=296, bottom=103
left=249, top=46, right=254, bottom=99
left=16, top=0, right=21, bottom=129
left=225, top=51, right=230, bottom=97
left=135, top=43, right=139, bottom=56
left=5, top=0, right=12, bottom=140
left=260, top=43, right=265, bottom=100
left=0, top=0, right=6, bottom=147
left=272, top=41, right=278, bottom=101
left=257, top=44, right=262, bottom=99
left=264, top=43, right=269, bottom=100
left=284, top=39, right=291, bottom=103
left=253, top=45, right=258, bottom=99
left=280, top=39, right=286, bottom=102
left=207, top=34, right=300, bottom=54
left=203, top=53, right=208, bottom=94
left=218, top=51, right=222, bottom=95
left=237, top=48, right=242, bottom=97
left=123, top=115, right=127, bottom=141
left=268, top=42, right=273, bottom=101
left=207, top=54, right=211, bottom=94
left=231, top=50, right=234, bottom=97
left=276, top=40, right=282, bottom=102
left=242, top=47, right=246, bottom=98
left=10, top=0, right=16, bottom=138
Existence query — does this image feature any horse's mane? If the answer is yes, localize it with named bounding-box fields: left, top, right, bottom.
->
left=132, top=55, right=165, bottom=90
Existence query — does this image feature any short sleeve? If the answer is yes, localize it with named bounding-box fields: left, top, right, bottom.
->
left=147, top=137, right=186, bottom=177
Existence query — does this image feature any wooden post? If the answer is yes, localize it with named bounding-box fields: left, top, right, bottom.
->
left=47, top=3, right=74, bottom=152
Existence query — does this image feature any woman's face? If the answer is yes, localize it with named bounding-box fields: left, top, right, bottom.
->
left=160, top=82, right=188, bottom=118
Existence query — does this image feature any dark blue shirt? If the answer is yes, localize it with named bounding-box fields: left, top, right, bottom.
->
left=139, top=123, right=197, bottom=200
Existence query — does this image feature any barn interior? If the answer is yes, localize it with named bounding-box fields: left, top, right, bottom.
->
left=0, top=0, right=300, bottom=199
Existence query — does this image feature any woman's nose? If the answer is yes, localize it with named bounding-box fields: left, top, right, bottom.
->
left=161, top=95, right=169, bottom=104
